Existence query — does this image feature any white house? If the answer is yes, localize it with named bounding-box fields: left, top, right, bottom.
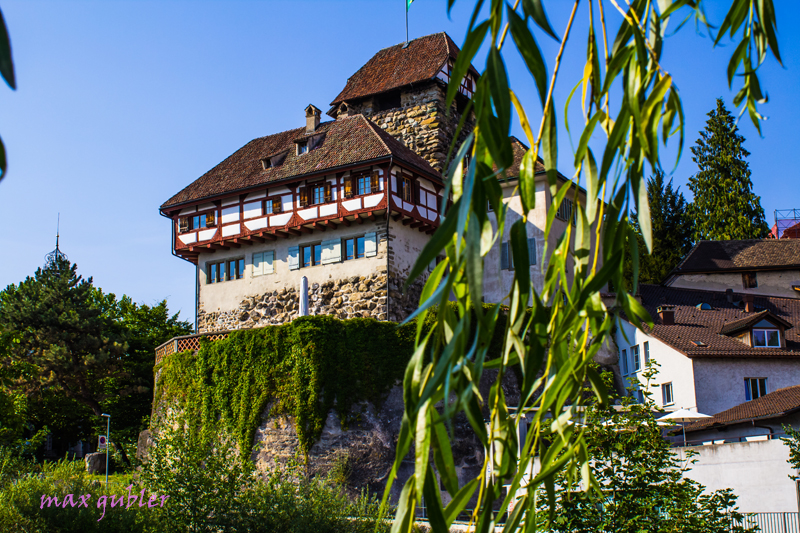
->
left=615, top=284, right=800, bottom=415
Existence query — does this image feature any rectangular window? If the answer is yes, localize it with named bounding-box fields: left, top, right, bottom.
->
left=745, top=378, right=767, bottom=401
left=344, top=236, right=365, bottom=261
left=370, top=172, right=380, bottom=193
left=662, top=383, right=674, bottom=406
left=343, top=176, right=353, bottom=198
left=253, top=251, right=274, bottom=276
left=753, top=328, right=780, bottom=348
left=298, top=142, right=308, bottom=155
left=312, top=184, right=325, bottom=205
left=402, top=177, right=413, bottom=203
left=742, top=272, right=758, bottom=289
left=301, top=244, right=322, bottom=268
left=501, top=242, right=514, bottom=271
left=644, top=341, right=650, bottom=365
left=631, top=345, right=641, bottom=372
left=192, top=214, right=207, bottom=230
left=207, top=258, right=244, bottom=283
left=620, top=349, right=628, bottom=375
left=265, top=199, right=274, bottom=215
left=555, top=199, right=576, bottom=226
left=357, top=175, right=370, bottom=196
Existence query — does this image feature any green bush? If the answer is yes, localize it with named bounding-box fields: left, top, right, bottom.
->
left=0, top=451, right=158, bottom=532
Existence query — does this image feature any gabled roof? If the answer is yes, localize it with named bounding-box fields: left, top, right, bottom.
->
left=627, top=285, right=800, bottom=358
left=330, top=32, right=479, bottom=107
left=672, top=239, right=800, bottom=274
left=685, top=384, right=800, bottom=432
left=161, top=115, right=440, bottom=210
left=718, top=309, right=793, bottom=336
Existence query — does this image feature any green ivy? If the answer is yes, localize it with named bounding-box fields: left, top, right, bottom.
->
left=153, top=308, right=508, bottom=459
left=153, top=316, right=418, bottom=457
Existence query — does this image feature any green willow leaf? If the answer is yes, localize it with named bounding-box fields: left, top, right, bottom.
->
left=446, top=20, right=489, bottom=110
left=509, top=6, right=548, bottom=105
left=522, top=0, right=559, bottom=41
left=0, top=8, right=14, bottom=90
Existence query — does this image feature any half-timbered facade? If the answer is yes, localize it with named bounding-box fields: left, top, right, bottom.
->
left=160, top=32, right=603, bottom=334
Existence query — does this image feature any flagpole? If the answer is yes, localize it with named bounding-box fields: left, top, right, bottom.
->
left=405, top=0, right=409, bottom=45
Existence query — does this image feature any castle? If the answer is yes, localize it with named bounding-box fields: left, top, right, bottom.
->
left=159, top=32, right=593, bottom=333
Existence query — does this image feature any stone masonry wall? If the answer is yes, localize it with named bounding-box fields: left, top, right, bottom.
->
left=347, top=81, right=475, bottom=173
left=197, top=270, right=389, bottom=332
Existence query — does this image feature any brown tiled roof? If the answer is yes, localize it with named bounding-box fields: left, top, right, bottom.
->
left=673, top=240, right=800, bottom=273
left=632, top=284, right=800, bottom=358
left=330, top=32, right=479, bottom=106
left=718, top=309, right=792, bottom=335
left=161, top=115, right=440, bottom=210
left=505, top=137, right=544, bottom=178
left=685, top=384, right=800, bottom=431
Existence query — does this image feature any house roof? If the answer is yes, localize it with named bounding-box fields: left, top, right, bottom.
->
left=161, top=114, right=440, bottom=210
left=718, top=309, right=793, bottom=335
left=671, top=239, right=800, bottom=274
left=330, top=32, right=479, bottom=107
left=629, top=284, right=800, bottom=358
left=684, top=384, right=800, bottom=432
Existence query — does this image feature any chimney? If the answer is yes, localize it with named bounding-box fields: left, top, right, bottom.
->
left=305, top=104, right=321, bottom=133
left=657, top=305, right=675, bottom=326
left=744, top=294, right=755, bottom=313
left=726, top=288, right=734, bottom=303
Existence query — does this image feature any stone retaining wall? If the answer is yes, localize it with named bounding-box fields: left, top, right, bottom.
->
left=197, top=271, right=390, bottom=332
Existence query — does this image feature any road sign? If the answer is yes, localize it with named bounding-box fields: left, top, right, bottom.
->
left=98, top=435, right=107, bottom=450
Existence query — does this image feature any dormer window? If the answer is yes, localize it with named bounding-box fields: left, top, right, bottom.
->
left=753, top=328, right=780, bottom=347
left=297, top=142, right=308, bottom=155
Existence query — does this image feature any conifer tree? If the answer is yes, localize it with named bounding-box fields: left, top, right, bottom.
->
left=0, top=257, right=126, bottom=417
left=688, top=99, right=769, bottom=240
left=628, top=171, right=695, bottom=286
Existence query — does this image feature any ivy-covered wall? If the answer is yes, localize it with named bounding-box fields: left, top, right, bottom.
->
left=154, top=315, right=420, bottom=456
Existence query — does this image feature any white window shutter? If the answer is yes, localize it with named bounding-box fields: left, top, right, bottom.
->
left=527, top=238, right=537, bottom=265
left=321, top=239, right=341, bottom=264
left=264, top=251, right=275, bottom=274
left=252, top=252, right=263, bottom=277
left=288, top=246, right=300, bottom=271
left=364, top=232, right=377, bottom=257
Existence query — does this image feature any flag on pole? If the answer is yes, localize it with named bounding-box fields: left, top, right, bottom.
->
left=406, top=0, right=414, bottom=11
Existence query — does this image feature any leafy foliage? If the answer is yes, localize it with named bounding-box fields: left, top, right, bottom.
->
left=386, top=1, right=782, bottom=532
left=0, top=257, right=191, bottom=463
left=625, top=170, right=694, bottom=287
left=688, top=98, right=769, bottom=240
left=782, top=425, right=800, bottom=480
left=537, top=368, right=751, bottom=532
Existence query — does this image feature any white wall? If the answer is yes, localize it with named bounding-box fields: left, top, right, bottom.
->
left=693, top=358, right=800, bottom=415
left=684, top=439, right=799, bottom=513
left=615, top=319, right=698, bottom=410
left=197, top=220, right=387, bottom=314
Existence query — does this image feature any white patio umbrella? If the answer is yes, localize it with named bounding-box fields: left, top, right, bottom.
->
left=657, top=408, right=712, bottom=446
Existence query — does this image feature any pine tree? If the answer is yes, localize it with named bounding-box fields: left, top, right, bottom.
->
left=688, top=98, right=769, bottom=240
left=628, top=171, right=695, bottom=286
left=0, top=257, right=126, bottom=417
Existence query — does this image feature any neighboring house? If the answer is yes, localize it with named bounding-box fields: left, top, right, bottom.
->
left=684, top=384, right=800, bottom=443
left=664, top=239, right=800, bottom=299
left=678, top=385, right=800, bottom=514
left=159, top=32, right=598, bottom=334
left=615, top=284, right=800, bottom=415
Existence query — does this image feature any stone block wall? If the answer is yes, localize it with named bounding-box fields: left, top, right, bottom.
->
left=346, top=81, right=475, bottom=173
left=197, top=270, right=389, bottom=332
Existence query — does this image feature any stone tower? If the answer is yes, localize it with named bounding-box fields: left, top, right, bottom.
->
left=328, top=32, right=478, bottom=173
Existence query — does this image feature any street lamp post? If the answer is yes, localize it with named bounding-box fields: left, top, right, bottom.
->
left=101, top=413, right=110, bottom=489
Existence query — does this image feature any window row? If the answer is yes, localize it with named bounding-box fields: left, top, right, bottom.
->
left=500, top=239, right=538, bottom=270
left=288, top=233, right=377, bottom=270
left=206, top=234, right=378, bottom=283
left=179, top=212, right=216, bottom=233
left=620, top=341, right=649, bottom=376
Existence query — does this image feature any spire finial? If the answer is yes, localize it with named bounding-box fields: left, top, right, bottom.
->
left=44, top=213, right=67, bottom=269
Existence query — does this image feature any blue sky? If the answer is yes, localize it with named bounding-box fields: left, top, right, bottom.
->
left=0, top=0, right=797, bottom=324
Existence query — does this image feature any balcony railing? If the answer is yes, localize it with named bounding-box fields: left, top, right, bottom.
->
left=154, top=330, right=232, bottom=364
